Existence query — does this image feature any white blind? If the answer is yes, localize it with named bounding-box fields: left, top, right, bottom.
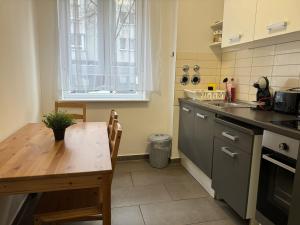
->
left=58, top=0, right=160, bottom=100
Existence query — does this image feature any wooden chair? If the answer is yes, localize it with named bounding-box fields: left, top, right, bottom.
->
left=55, top=101, right=87, bottom=122
left=108, top=110, right=118, bottom=138
left=34, top=122, right=122, bottom=225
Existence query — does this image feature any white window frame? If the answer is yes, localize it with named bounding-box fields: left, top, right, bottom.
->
left=58, top=0, right=149, bottom=102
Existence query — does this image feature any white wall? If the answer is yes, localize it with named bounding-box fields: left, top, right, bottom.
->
left=177, top=0, right=224, bottom=53
left=35, top=0, right=178, bottom=157
left=0, top=0, right=40, bottom=224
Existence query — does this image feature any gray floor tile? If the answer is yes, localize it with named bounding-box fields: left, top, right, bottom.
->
left=115, top=160, right=181, bottom=174
left=115, top=160, right=153, bottom=173
left=191, top=218, right=248, bottom=225
left=112, top=172, right=133, bottom=189
left=112, top=184, right=172, bottom=208
left=66, top=206, right=145, bottom=225
left=111, top=206, right=145, bottom=225
left=132, top=167, right=194, bottom=186
left=164, top=180, right=209, bottom=200
left=140, top=198, right=228, bottom=225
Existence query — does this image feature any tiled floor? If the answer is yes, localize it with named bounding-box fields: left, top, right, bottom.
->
left=67, top=160, right=248, bottom=225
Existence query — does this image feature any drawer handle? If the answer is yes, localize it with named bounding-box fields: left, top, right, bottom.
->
left=182, top=107, right=190, bottom=112
left=196, top=113, right=207, bottom=119
left=229, top=34, right=242, bottom=43
left=222, top=131, right=239, bottom=142
left=267, top=21, right=287, bottom=32
left=221, top=147, right=238, bottom=158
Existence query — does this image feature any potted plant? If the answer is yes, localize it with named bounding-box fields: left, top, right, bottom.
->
left=43, top=112, right=75, bottom=141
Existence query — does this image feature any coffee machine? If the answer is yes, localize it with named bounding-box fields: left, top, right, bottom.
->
left=253, top=76, right=272, bottom=110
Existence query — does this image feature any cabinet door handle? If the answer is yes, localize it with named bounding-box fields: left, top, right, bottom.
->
left=221, top=147, right=238, bottom=158
left=267, top=21, right=287, bottom=32
left=196, top=113, right=207, bottom=119
left=229, top=34, right=242, bottom=43
left=222, top=131, right=239, bottom=142
left=182, top=107, right=190, bottom=112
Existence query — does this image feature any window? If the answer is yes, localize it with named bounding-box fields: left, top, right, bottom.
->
left=58, top=0, right=154, bottom=101
left=119, top=38, right=127, bottom=50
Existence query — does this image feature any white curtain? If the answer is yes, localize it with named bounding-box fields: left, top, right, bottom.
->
left=57, top=0, right=167, bottom=99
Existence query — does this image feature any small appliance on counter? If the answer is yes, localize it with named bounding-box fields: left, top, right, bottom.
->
left=253, top=76, right=272, bottom=110
left=273, top=88, right=300, bottom=115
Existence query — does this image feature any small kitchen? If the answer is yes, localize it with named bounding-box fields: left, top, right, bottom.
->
left=175, top=1, right=300, bottom=225
left=0, top=0, right=300, bottom=225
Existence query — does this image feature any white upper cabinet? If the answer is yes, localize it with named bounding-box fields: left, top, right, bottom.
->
left=222, top=0, right=258, bottom=48
left=254, top=0, right=300, bottom=40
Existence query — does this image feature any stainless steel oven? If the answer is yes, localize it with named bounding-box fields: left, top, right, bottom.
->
left=256, top=131, right=299, bottom=225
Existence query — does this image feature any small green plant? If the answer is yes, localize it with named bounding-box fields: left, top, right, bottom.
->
left=43, top=111, right=75, bottom=130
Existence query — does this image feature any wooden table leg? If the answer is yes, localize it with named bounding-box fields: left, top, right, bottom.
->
left=101, top=174, right=111, bottom=225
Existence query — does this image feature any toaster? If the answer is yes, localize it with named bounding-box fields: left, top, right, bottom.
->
left=274, top=89, right=300, bottom=114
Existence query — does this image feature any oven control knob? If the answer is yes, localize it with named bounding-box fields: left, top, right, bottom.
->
left=279, top=143, right=289, bottom=151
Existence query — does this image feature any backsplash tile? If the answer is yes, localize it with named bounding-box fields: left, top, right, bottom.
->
left=221, top=40, right=300, bottom=101
left=236, top=49, right=253, bottom=59
left=236, top=58, right=252, bottom=67
left=275, top=41, right=300, bottom=55
left=252, top=55, right=274, bottom=67
left=253, top=45, right=275, bottom=57
left=274, top=52, right=300, bottom=65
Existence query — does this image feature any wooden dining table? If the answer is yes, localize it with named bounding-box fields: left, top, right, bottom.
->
left=0, top=122, right=112, bottom=225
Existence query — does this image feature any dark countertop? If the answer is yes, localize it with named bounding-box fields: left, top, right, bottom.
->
left=179, top=98, right=300, bottom=139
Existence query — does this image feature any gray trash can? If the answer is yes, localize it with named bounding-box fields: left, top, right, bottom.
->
left=148, top=134, right=172, bottom=169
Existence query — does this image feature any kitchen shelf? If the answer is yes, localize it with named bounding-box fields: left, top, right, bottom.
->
left=209, top=42, right=222, bottom=47
left=210, top=21, right=223, bottom=29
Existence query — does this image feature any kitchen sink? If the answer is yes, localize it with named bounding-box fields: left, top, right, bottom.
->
left=204, top=101, right=253, bottom=108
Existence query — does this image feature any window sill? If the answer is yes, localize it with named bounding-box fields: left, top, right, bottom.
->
left=58, top=98, right=150, bottom=103
left=60, top=92, right=150, bottom=102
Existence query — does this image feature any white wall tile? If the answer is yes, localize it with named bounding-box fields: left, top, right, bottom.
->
left=236, top=49, right=253, bottom=59
left=250, top=66, right=273, bottom=77
left=272, top=65, right=300, bottom=77
left=253, top=45, right=275, bottom=57
left=252, top=56, right=274, bottom=67
left=221, top=67, right=235, bottom=77
left=236, top=84, right=250, bottom=94
left=235, top=58, right=252, bottom=68
left=221, top=60, right=235, bottom=69
left=217, top=41, right=300, bottom=100
left=236, top=93, right=249, bottom=101
left=271, top=77, right=299, bottom=88
left=275, top=41, right=300, bottom=55
left=235, top=67, right=251, bottom=76
left=234, top=76, right=250, bottom=85
left=274, top=52, right=300, bottom=65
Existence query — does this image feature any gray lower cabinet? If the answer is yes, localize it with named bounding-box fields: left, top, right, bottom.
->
left=194, top=108, right=215, bottom=177
left=178, top=102, right=215, bottom=178
left=212, top=137, right=252, bottom=218
left=178, top=103, right=195, bottom=161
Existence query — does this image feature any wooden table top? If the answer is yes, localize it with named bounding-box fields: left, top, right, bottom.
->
left=0, top=122, right=112, bottom=182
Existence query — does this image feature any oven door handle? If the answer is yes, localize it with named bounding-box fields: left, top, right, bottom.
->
left=262, top=154, right=296, bottom=174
